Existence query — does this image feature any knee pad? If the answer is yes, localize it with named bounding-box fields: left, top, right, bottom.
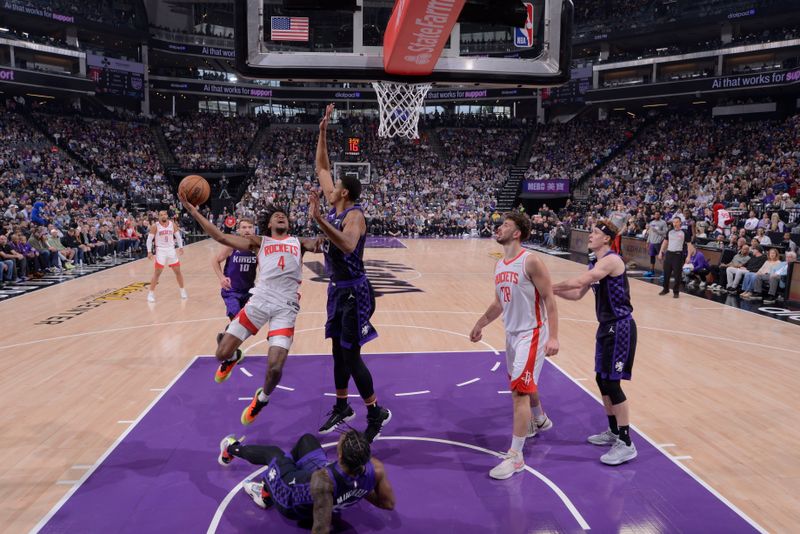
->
left=595, top=373, right=607, bottom=395
left=602, top=379, right=627, bottom=405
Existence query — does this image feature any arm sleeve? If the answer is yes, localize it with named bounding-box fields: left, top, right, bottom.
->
left=175, top=231, right=183, bottom=248
left=146, top=233, right=154, bottom=253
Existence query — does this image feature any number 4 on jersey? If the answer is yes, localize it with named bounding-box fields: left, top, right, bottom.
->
left=277, top=256, right=285, bottom=271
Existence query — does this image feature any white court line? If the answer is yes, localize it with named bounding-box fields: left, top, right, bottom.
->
left=394, top=390, right=431, bottom=397
left=456, top=378, right=480, bottom=387
left=205, top=435, right=591, bottom=533
left=55, top=480, right=79, bottom=486
left=11, top=306, right=796, bottom=356
left=323, top=393, right=360, bottom=398
left=237, top=397, right=251, bottom=401
left=672, top=456, right=693, bottom=461
left=498, top=390, right=511, bottom=394
left=275, top=385, right=295, bottom=391
left=554, top=317, right=800, bottom=355
left=244, top=324, right=501, bottom=356
left=116, top=420, right=134, bottom=424
left=545, top=358, right=766, bottom=534
left=32, top=356, right=199, bottom=534
left=491, top=362, right=501, bottom=372
left=239, top=367, right=253, bottom=378
left=659, top=443, right=677, bottom=448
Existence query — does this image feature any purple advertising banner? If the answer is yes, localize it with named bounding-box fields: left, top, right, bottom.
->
left=520, top=179, right=570, bottom=198
left=2, top=0, right=74, bottom=23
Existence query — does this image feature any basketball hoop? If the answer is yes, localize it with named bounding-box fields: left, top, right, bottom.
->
left=372, top=81, right=432, bottom=140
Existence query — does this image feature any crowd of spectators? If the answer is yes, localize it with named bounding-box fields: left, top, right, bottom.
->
left=0, top=102, right=173, bottom=288
left=524, top=117, right=641, bottom=182
left=37, top=114, right=172, bottom=205
left=161, top=114, right=262, bottom=170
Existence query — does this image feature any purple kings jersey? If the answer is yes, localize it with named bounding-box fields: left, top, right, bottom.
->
left=327, top=460, right=377, bottom=511
left=223, top=249, right=257, bottom=293
left=323, top=205, right=367, bottom=282
left=589, top=251, right=633, bottom=325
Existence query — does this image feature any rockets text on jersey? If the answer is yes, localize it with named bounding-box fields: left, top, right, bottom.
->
left=494, top=250, right=546, bottom=333
left=155, top=221, right=175, bottom=249
left=250, top=235, right=303, bottom=308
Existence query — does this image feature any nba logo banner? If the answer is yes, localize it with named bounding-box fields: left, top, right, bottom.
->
left=514, top=2, right=534, bottom=48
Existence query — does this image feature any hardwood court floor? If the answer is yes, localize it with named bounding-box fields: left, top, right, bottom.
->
left=0, top=238, right=798, bottom=533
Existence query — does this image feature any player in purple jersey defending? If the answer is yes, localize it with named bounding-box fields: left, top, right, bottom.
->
left=552, top=220, right=638, bottom=466
left=218, top=430, right=395, bottom=532
left=309, top=103, right=391, bottom=444
left=212, top=218, right=258, bottom=320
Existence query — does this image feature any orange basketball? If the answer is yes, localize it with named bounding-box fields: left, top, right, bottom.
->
left=179, top=174, right=210, bottom=205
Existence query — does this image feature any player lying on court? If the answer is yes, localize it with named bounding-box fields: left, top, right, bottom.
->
left=552, top=220, right=638, bottom=466
left=212, top=218, right=258, bottom=320
left=470, top=212, right=560, bottom=479
left=146, top=210, right=187, bottom=302
left=179, top=190, right=321, bottom=426
left=218, top=430, right=395, bottom=533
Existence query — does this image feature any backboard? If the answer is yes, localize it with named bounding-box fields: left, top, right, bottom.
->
left=234, top=0, right=573, bottom=87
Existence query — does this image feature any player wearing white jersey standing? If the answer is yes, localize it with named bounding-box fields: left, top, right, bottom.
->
left=179, top=193, right=321, bottom=426
left=470, top=212, right=560, bottom=479
left=147, top=210, right=187, bottom=302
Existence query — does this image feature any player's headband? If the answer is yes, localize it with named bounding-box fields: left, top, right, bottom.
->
left=596, top=223, right=617, bottom=239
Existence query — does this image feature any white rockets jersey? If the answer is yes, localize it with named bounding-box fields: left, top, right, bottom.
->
left=250, top=235, right=303, bottom=306
left=495, top=250, right=546, bottom=333
left=155, top=221, right=176, bottom=249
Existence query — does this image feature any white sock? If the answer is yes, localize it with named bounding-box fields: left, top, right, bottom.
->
left=534, top=414, right=548, bottom=425
left=510, top=435, right=526, bottom=455
left=148, top=291, right=154, bottom=297
left=532, top=404, right=544, bottom=418
left=257, top=390, right=270, bottom=403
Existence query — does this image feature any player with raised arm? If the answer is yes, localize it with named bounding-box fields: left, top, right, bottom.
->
left=146, top=210, right=186, bottom=302
left=470, top=212, right=560, bottom=479
left=552, top=220, right=638, bottom=466
left=310, top=103, right=391, bottom=443
left=180, top=191, right=320, bottom=426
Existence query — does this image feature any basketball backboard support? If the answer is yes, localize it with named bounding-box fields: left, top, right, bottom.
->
left=334, top=162, right=371, bottom=184
left=234, top=0, right=573, bottom=87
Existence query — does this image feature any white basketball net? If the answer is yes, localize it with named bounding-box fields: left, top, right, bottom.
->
left=372, top=81, right=432, bottom=139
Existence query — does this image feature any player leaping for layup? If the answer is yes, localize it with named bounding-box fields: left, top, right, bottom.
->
left=470, top=212, right=559, bottom=480
left=311, top=103, right=390, bottom=444
left=146, top=210, right=187, bottom=302
left=179, top=192, right=320, bottom=426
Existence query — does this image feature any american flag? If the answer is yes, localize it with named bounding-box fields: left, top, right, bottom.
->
left=270, top=16, right=309, bottom=41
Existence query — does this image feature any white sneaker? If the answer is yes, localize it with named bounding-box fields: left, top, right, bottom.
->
left=180, top=288, right=188, bottom=299
left=244, top=481, right=269, bottom=509
left=587, top=428, right=618, bottom=446
left=527, top=415, right=553, bottom=437
left=489, top=451, right=525, bottom=480
left=147, top=291, right=155, bottom=303
left=600, top=439, right=637, bottom=465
